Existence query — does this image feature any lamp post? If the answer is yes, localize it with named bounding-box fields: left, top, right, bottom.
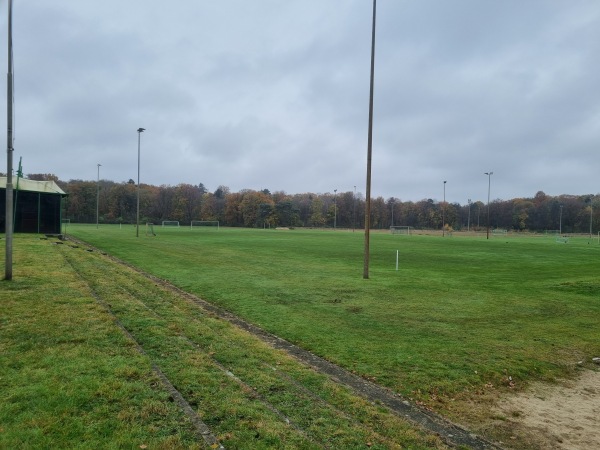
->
left=484, top=171, right=493, bottom=239
left=467, top=198, right=472, bottom=232
left=136, top=127, right=145, bottom=237
left=96, top=163, right=101, bottom=229
left=390, top=198, right=394, bottom=227
left=442, top=180, right=447, bottom=237
left=333, top=189, right=337, bottom=229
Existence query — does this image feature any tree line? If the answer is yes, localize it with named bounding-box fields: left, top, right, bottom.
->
left=25, top=174, right=600, bottom=233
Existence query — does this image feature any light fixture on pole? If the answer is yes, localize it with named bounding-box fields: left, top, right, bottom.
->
left=136, top=127, right=145, bottom=238
left=96, top=163, right=101, bottom=229
left=442, top=180, right=447, bottom=237
left=334, top=189, right=337, bottom=229
left=484, top=171, right=493, bottom=239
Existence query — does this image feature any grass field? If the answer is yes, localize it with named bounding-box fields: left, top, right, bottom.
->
left=66, top=226, right=600, bottom=395
left=1, top=233, right=445, bottom=449
left=3, top=225, right=600, bottom=447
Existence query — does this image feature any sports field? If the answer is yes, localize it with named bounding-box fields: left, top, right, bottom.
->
left=68, top=225, right=600, bottom=400
left=4, top=225, right=599, bottom=447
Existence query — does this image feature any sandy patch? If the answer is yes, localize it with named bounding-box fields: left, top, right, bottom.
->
left=496, top=369, right=600, bottom=449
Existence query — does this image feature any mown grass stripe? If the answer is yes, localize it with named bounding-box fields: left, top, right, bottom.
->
left=59, top=246, right=225, bottom=450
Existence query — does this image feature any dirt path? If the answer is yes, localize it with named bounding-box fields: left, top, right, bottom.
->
left=495, top=368, right=600, bottom=449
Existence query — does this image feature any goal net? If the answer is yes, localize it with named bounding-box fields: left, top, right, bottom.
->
left=390, top=226, right=411, bottom=235
left=190, top=220, right=220, bottom=231
left=492, top=229, right=508, bottom=236
left=161, top=220, right=180, bottom=227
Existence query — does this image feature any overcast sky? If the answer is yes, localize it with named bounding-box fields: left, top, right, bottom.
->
left=2, top=1, right=600, bottom=204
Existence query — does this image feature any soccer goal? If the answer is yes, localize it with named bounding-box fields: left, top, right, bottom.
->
left=146, top=222, right=156, bottom=236
left=492, top=229, right=508, bottom=236
left=161, top=220, right=180, bottom=227
left=190, top=220, right=220, bottom=231
left=390, top=226, right=411, bottom=235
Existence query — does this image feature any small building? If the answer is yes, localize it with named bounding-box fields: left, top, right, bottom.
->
left=0, top=177, right=67, bottom=234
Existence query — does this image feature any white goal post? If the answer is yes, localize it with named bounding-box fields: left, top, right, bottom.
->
left=161, top=220, right=180, bottom=227
left=390, top=226, right=411, bottom=235
left=190, top=220, right=220, bottom=230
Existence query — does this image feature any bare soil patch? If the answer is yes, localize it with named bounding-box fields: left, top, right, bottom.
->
left=495, top=369, right=600, bottom=449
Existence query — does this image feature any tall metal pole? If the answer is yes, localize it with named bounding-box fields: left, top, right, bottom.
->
left=333, top=189, right=337, bottom=229
left=442, top=180, right=446, bottom=237
left=136, top=128, right=145, bottom=237
left=467, top=198, right=471, bottom=232
left=485, top=171, right=493, bottom=239
left=590, top=197, right=594, bottom=239
left=96, top=163, right=101, bottom=229
left=363, top=0, right=376, bottom=279
left=5, top=0, right=14, bottom=281
left=353, top=185, right=356, bottom=232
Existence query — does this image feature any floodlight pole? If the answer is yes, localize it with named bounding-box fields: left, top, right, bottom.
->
left=363, top=0, right=376, bottom=279
left=96, top=163, right=101, bottom=229
left=333, top=189, right=337, bottom=229
left=590, top=196, right=594, bottom=239
left=390, top=199, right=394, bottom=227
left=442, top=181, right=447, bottom=237
left=136, top=128, right=145, bottom=238
left=467, top=199, right=472, bottom=232
left=353, top=185, right=356, bottom=232
left=484, top=171, right=493, bottom=239
left=5, top=0, right=14, bottom=281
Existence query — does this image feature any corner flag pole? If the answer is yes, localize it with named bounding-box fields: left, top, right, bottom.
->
left=5, top=0, right=14, bottom=281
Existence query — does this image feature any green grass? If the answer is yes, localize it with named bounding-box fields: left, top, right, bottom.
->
left=65, top=225, right=600, bottom=406
left=1, top=234, right=445, bottom=449
left=0, top=236, right=201, bottom=449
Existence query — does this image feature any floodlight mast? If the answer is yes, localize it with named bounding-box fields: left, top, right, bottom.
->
left=96, top=163, right=101, bottom=229
left=136, top=128, right=145, bottom=238
left=485, top=171, right=493, bottom=239
left=5, top=0, right=14, bottom=281
left=363, top=0, right=376, bottom=279
left=442, top=181, right=447, bottom=237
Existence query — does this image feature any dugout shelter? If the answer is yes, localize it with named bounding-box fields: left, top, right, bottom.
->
left=1, top=177, right=67, bottom=234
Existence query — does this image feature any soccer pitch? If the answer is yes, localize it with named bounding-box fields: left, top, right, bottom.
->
left=68, top=225, right=600, bottom=408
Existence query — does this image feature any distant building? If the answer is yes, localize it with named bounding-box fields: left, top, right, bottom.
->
left=0, top=177, right=67, bottom=234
